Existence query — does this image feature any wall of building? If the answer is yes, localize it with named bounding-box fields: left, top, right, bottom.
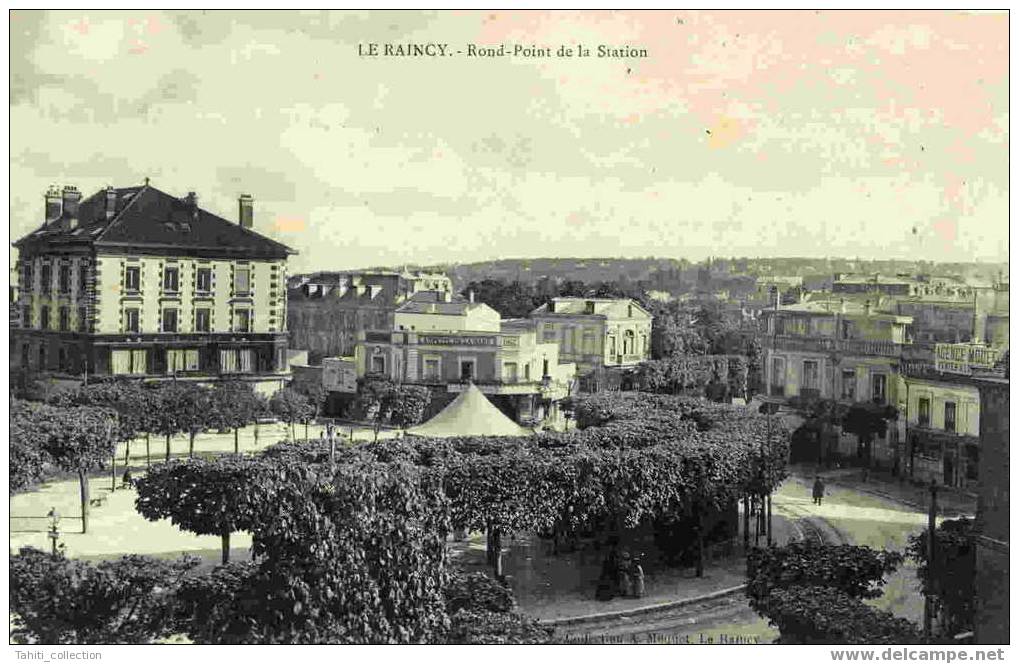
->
left=974, top=380, right=1009, bottom=644
left=92, top=254, right=286, bottom=335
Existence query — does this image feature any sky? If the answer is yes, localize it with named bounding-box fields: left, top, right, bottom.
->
left=8, top=10, right=1009, bottom=272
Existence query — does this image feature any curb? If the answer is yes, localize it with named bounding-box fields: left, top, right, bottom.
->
left=538, top=584, right=747, bottom=627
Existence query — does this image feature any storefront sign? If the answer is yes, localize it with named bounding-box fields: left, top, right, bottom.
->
left=419, top=335, right=496, bottom=347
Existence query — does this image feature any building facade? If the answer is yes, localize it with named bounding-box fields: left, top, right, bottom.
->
left=973, top=376, right=1009, bottom=644
left=287, top=270, right=453, bottom=361
left=355, top=297, right=577, bottom=427
left=12, top=183, right=294, bottom=395
left=529, top=297, right=653, bottom=375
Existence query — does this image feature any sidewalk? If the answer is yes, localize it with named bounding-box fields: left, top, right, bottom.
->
left=809, top=466, right=976, bottom=518
left=453, top=512, right=802, bottom=623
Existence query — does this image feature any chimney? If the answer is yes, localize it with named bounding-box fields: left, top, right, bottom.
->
left=184, top=191, right=198, bottom=209
left=104, top=186, right=117, bottom=220
left=238, top=194, right=254, bottom=229
left=61, top=186, right=82, bottom=223
left=585, top=300, right=596, bottom=314
left=44, top=185, right=62, bottom=223
left=468, top=290, right=475, bottom=304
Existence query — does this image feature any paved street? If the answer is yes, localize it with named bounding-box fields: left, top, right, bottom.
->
left=550, top=471, right=968, bottom=643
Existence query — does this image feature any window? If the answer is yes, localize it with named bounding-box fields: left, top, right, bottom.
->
left=235, top=309, right=251, bottom=333
left=424, top=358, right=441, bottom=380
left=78, top=265, right=88, bottom=294
left=111, top=349, right=147, bottom=375
left=124, top=308, right=140, bottom=333
left=78, top=307, right=87, bottom=333
left=871, top=374, right=887, bottom=404
left=22, top=262, right=33, bottom=290
left=58, top=306, right=69, bottom=331
left=542, top=358, right=550, bottom=377
left=460, top=360, right=475, bottom=381
left=542, top=326, right=557, bottom=343
left=524, top=363, right=531, bottom=381
left=58, top=265, right=71, bottom=293
left=840, top=370, right=856, bottom=400
left=195, top=308, right=211, bottom=333
left=21, top=305, right=31, bottom=328
left=624, top=330, right=635, bottom=355
left=503, top=362, right=518, bottom=383
left=608, top=335, right=617, bottom=357
left=41, top=264, right=52, bottom=294
left=918, top=397, right=931, bottom=428
left=944, top=401, right=957, bottom=433
left=163, top=266, right=179, bottom=293
left=125, top=266, right=141, bottom=292
left=219, top=349, right=255, bottom=374
left=196, top=267, right=212, bottom=293
left=802, top=360, right=820, bottom=390
left=40, top=306, right=50, bottom=329
left=167, top=349, right=200, bottom=373
left=234, top=267, right=251, bottom=295
left=162, top=308, right=178, bottom=333
left=370, top=355, right=386, bottom=374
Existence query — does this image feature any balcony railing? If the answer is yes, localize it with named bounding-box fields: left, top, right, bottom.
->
left=772, top=335, right=904, bottom=358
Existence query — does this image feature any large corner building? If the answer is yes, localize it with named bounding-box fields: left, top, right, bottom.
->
left=12, top=183, right=296, bottom=395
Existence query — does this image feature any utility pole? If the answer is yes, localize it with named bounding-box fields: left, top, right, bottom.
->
left=924, top=479, right=938, bottom=637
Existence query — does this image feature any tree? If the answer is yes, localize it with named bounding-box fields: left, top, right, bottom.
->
left=350, top=378, right=431, bottom=439
left=172, top=459, right=451, bottom=643
left=841, top=402, right=898, bottom=468
left=269, top=388, right=313, bottom=439
left=10, top=547, right=199, bottom=644
left=10, top=400, right=57, bottom=494
left=746, top=541, right=918, bottom=644
left=208, top=381, right=264, bottom=454
left=24, top=402, right=117, bottom=533
left=50, top=380, right=156, bottom=468
left=908, top=517, right=976, bottom=636
left=144, top=383, right=186, bottom=462
left=135, top=456, right=266, bottom=563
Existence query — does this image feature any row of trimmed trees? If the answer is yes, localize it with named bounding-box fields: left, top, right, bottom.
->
left=11, top=380, right=324, bottom=535
left=11, top=391, right=791, bottom=644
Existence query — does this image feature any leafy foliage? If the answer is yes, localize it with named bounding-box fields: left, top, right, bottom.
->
left=10, top=400, right=58, bottom=493
left=907, top=518, right=976, bottom=636
left=746, top=542, right=916, bottom=645
left=207, top=381, right=266, bottom=434
left=49, top=380, right=155, bottom=444
left=747, top=541, right=904, bottom=607
left=134, top=455, right=267, bottom=561
left=444, top=572, right=516, bottom=614
left=446, top=610, right=553, bottom=644
left=269, top=387, right=314, bottom=432
left=169, top=459, right=451, bottom=643
left=10, top=547, right=200, bottom=644
left=842, top=402, right=898, bottom=464
left=350, top=377, right=432, bottom=429
left=763, top=586, right=925, bottom=645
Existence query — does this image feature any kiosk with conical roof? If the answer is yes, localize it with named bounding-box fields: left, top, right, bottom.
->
left=406, top=383, right=533, bottom=438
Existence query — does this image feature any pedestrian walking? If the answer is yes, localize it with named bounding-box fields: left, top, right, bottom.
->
left=812, top=475, right=825, bottom=506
